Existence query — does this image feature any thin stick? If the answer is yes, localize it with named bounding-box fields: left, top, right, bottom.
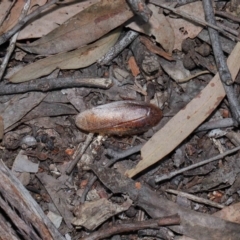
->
left=149, top=0, right=240, bottom=42
left=0, top=77, right=112, bottom=95
left=155, top=145, right=240, bottom=182
left=166, top=189, right=225, bottom=209
left=217, top=22, right=239, bottom=36
left=0, top=0, right=60, bottom=45
left=202, top=0, right=240, bottom=125
left=80, top=214, right=180, bottom=240
left=215, top=10, right=240, bottom=24
left=195, top=118, right=235, bottom=132
left=178, top=70, right=210, bottom=83
left=81, top=143, right=143, bottom=203
left=127, top=0, right=152, bottom=23
left=0, top=0, right=31, bottom=81
left=66, top=133, right=94, bottom=175
left=106, top=144, right=143, bottom=159
left=98, top=30, right=139, bottom=65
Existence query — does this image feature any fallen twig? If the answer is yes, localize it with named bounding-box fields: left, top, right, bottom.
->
left=215, top=10, right=240, bottom=24
left=80, top=143, right=143, bottom=203
left=149, top=0, right=240, bottom=42
left=0, top=160, right=65, bottom=239
left=125, top=33, right=240, bottom=178
left=195, top=118, right=235, bottom=132
left=178, top=70, right=210, bottom=83
left=217, top=22, right=239, bottom=36
left=127, top=0, right=152, bottom=23
left=91, top=163, right=240, bottom=239
left=166, top=189, right=225, bottom=209
left=0, top=0, right=31, bottom=81
left=0, top=0, right=61, bottom=45
left=202, top=0, right=240, bottom=125
left=66, top=133, right=94, bottom=175
left=155, top=145, right=240, bottom=183
left=0, top=77, right=112, bottom=95
left=98, top=30, right=139, bottom=65
left=80, top=214, right=180, bottom=240
left=106, top=144, right=143, bottom=160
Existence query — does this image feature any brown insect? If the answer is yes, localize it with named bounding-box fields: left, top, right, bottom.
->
left=75, top=101, right=162, bottom=136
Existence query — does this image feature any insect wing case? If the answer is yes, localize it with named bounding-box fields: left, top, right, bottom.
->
left=75, top=101, right=162, bottom=135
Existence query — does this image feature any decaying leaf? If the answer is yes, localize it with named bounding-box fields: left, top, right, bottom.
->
left=21, top=102, right=77, bottom=122
left=72, top=197, right=132, bottom=230
left=0, top=92, right=46, bottom=131
left=12, top=150, right=39, bottom=173
left=125, top=42, right=240, bottom=178
left=20, top=1, right=101, bottom=40
left=213, top=202, right=240, bottom=224
left=0, top=0, right=100, bottom=39
left=126, top=4, right=174, bottom=53
left=9, top=29, right=121, bottom=83
left=166, top=1, right=204, bottom=51
left=0, top=0, right=47, bottom=35
left=37, top=172, right=74, bottom=229
left=17, top=0, right=133, bottom=55
left=159, top=57, right=191, bottom=82
left=139, top=36, right=174, bottom=61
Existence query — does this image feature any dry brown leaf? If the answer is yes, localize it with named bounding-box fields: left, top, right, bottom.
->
left=213, top=202, right=240, bottom=224
left=19, top=0, right=100, bottom=40
left=166, top=1, right=204, bottom=51
left=9, top=29, right=121, bottom=83
left=0, top=0, right=99, bottom=39
left=17, top=0, right=133, bottom=55
left=125, top=42, right=240, bottom=178
left=158, top=58, right=191, bottom=82
left=0, top=0, right=48, bottom=35
left=126, top=4, right=174, bottom=53
left=128, top=56, right=140, bottom=77
left=0, top=1, right=13, bottom=21
left=1, top=92, right=46, bottom=131
left=139, top=36, right=174, bottom=61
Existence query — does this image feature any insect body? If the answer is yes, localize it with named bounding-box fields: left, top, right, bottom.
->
left=75, top=101, right=162, bottom=136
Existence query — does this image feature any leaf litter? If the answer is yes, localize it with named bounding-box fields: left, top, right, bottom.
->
left=0, top=0, right=240, bottom=239
left=16, top=0, right=133, bottom=54
left=9, top=28, right=121, bottom=82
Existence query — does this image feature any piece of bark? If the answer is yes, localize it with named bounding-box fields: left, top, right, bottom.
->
left=130, top=37, right=161, bottom=75
left=0, top=213, right=20, bottom=240
left=72, top=197, right=132, bottom=230
left=90, top=164, right=240, bottom=240
left=0, top=160, right=65, bottom=240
